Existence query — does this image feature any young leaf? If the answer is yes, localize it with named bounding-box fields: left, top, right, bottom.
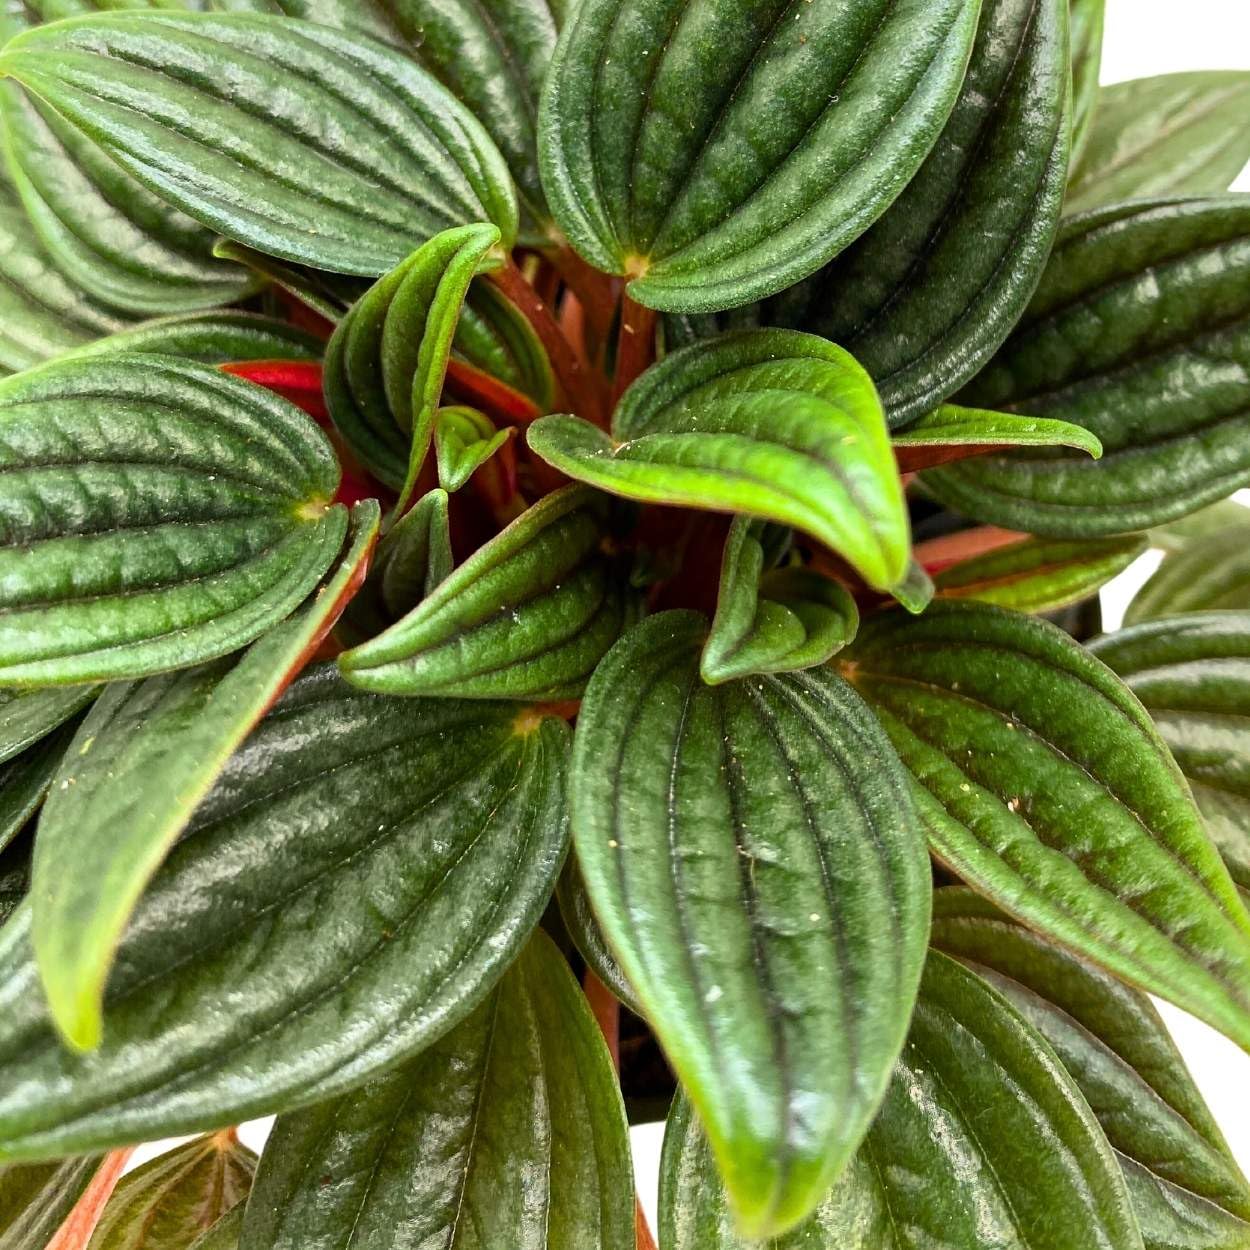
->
left=0, top=353, right=347, bottom=686
left=434, top=404, right=511, bottom=492
left=923, top=198, right=1250, bottom=536
left=239, top=931, right=633, bottom=1250
left=1068, top=72, right=1250, bottom=214
left=934, top=534, right=1147, bottom=614
left=702, top=517, right=858, bottom=685
left=31, top=501, right=379, bottom=1053
left=766, top=0, right=1071, bottom=425
left=889, top=557, right=936, bottom=615
left=1089, top=612, right=1250, bottom=894
left=847, top=600, right=1250, bottom=1051
left=0, top=12, right=519, bottom=275
left=323, top=225, right=499, bottom=498
left=0, top=84, right=253, bottom=316
left=659, top=950, right=1142, bottom=1250
left=340, top=486, right=637, bottom=700
left=528, top=331, right=911, bottom=592
left=0, top=667, right=570, bottom=1158
left=86, top=1133, right=255, bottom=1250
left=932, top=888, right=1250, bottom=1250
left=0, top=1155, right=101, bottom=1250
left=1069, top=0, right=1106, bottom=165
left=0, top=718, right=78, bottom=856
left=571, top=612, right=930, bottom=1238
left=539, top=0, right=981, bottom=312
left=1127, top=526, right=1250, bottom=622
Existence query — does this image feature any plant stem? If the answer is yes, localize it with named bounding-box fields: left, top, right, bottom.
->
left=47, top=1147, right=135, bottom=1250
left=636, top=1199, right=659, bottom=1250
left=489, top=257, right=604, bottom=426
left=548, top=244, right=620, bottom=347
left=584, top=969, right=621, bottom=1070
left=612, top=294, right=658, bottom=407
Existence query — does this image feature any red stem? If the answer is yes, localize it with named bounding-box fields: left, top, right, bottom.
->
left=584, top=969, right=621, bottom=1071
left=489, top=257, right=604, bottom=426
left=48, top=1148, right=135, bottom=1250
left=548, top=245, right=621, bottom=347
left=635, top=1199, right=659, bottom=1250
left=612, top=294, right=658, bottom=407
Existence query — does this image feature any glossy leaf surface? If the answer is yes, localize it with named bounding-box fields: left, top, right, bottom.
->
left=31, top=502, right=379, bottom=1051
left=554, top=858, right=640, bottom=1017
left=0, top=667, right=570, bottom=1158
left=1127, top=525, right=1250, bottom=622
left=924, top=198, right=1250, bottom=536
left=0, top=12, right=518, bottom=275
left=893, top=402, right=1103, bottom=470
left=1068, top=72, right=1250, bottom=213
left=0, top=353, right=345, bottom=685
left=1090, top=613, right=1250, bottom=894
left=932, top=888, right=1250, bottom=1250
left=341, top=486, right=636, bottom=700
left=540, top=0, right=980, bottom=312
left=63, top=312, right=322, bottom=366
left=87, top=1133, right=255, bottom=1250
left=0, top=687, right=96, bottom=765
left=0, top=1155, right=100, bottom=1250
left=933, top=534, right=1146, bottom=614
left=0, top=84, right=253, bottom=316
left=240, top=932, right=633, bottom=1250
left=848, top=601, right=1250, bottom=1050
left=660, top=950, right=1141, bottom=1250
left=529, top=331, right=910, bottom=591
left=572, top=611, right=930, bottom=1237
left=702, top=517, right=858, bottom=685
left=767, top=0, right=1070, bottom=425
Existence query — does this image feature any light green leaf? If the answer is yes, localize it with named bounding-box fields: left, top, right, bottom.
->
left=889, top=558, right=935, bottom=615
left=434, top=404, right=510, bottom=492
left=0, top=12, right=518, bottom=274
left=702, top=517, right=858, bottom=685
left=924, top=198, right=1250, bottom=536
left=660, top=949, right=1142, bottom=1250
left=0, top=667, right=570, bottom=1158
left=31, top=501, right=379, bottom=1052
left=895, top=402, right=1103, bottom=465
left=340, top=485, right=637, bottom=700
left=528, top=330, right=910, bottom=591
left=571, top=611, right=930, bottom=1238
left=239, top=932, right=633, bottom=1250
left=847, top=600, right=1250, bottom=1050
left=0, top=353, right=346, bottom=686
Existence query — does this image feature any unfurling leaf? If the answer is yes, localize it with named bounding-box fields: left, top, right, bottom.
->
left=923, top=198, right=1250, bottom=535
left=0, top=353, right=348, bottom=686
left=932, top=888, right=1250, bottom=1250
left=434, top=404, right=511, bottom=492
left=659, top=950, right=1142, bottom=1250
left=540, top=0, right=980, bottom=312
left=0, top=12, right=519, bottom=274
left=341, top=486, right=637, bottom=700
left=701, top=517, right=858, bottom=685
left=529, top=331, right=910, bottom=592
left=0, top=668, right=569, bottom=1158
left=31, top=501, right=380, bottom=1053
left=239, top=932, right=633, bottom=1250
left=571, top=612, right=930, bottom=1237
left=847, top=601, right=1250, bottom=1050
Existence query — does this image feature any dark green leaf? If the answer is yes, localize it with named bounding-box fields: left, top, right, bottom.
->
left=847, top=600, right=1250, bottom=1050
left=934, top=534, right=1147, bottom=614
left=0, top=667, right=569, bottom=1158
left=932, top=887, right=1250, bottom=1250
left=0, top=12, right=518, bottom=275
left=31, top=502, right=380, bottom=1052
left=1089, top=612, right=1250, bottom=894
left=0, top=686, right=97, bottom=764
left=766, top=0, right=1070, bottom=425
left=1068, top=73, right=1250, bottom=214
left=456, top=276, right=555, bottom=407
left=434, top=404, right=510, bottom=493
left=539, top=0, right=980, bottom=312
left=528, top=331, right=910, bottom=592
left=923, top=198, right=1250, bottom=536
left=340, top=485, right=637, bottom=700
left=1069, top=0, right=1106, bottom=166
left=0, top=84, right=253, bottom=316
left=0, top=353, right=346, bottom=685
left=88, top=1134, right=255, bottom=1250
left=571, top=611, right=929, bottom=1237
left=211, top=240, right=363, bottom=326
left=240, top=931, right=632, bottom=1250
left=323, top=225, right=499, bottom=500
left=660, top=949, right=1142, bottom=1250
left=1127, top=526, right=1250, bottom=622
left=0, top=840, right=26, bottom=930
left=0, top=718, right=78, bottom=856
left=187, top=1204, right=244, bottom=1250
left=702, top=517, right=858, bottom=684
left=62, top=312, right=323, bottom=366
left=555, top=857, right=641, bottom=1017
left=0, top=1155, right=100, bottom=1250
left=894, top=402, right=1103, bottom=465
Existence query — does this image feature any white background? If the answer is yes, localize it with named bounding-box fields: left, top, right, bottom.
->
left=128, top=0, right=1250, bottom=1235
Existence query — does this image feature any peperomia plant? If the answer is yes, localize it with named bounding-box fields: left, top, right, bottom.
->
left=0, top=1, right=1249, bottom=1247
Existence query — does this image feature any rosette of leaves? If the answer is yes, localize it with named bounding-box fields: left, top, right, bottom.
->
left=0, top=2, right=1248, bottom=1247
